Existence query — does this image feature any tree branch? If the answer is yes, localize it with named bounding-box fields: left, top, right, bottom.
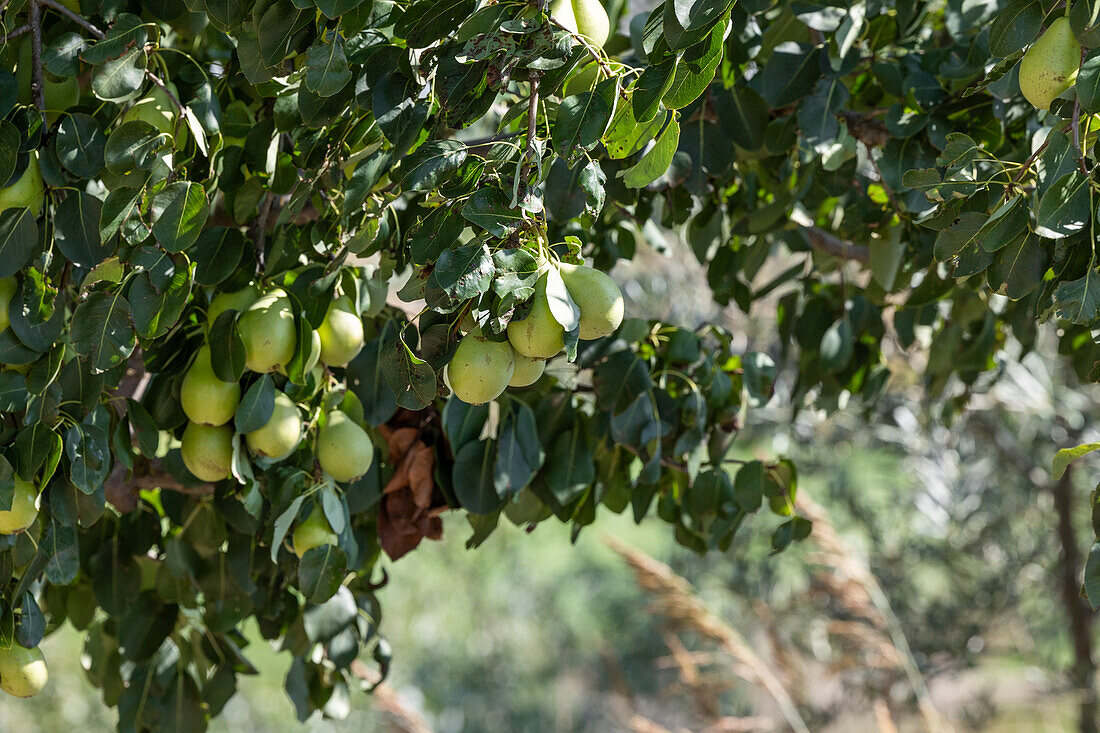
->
left=522, top=73, right=541, bottom=183
left=804, top=227, right=871, bottom=264
left=29, top=0, right=45, bottom=112
left=839, top=110, right=889, bottom=148
left=37, top=0, right=104, bottom=38
left=1, top=22, right=31, bottom=42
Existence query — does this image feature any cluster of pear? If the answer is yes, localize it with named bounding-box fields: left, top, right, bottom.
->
left=549, top=0, right=610, bottom=46
left=178, top=285, right=375, bottom=488
left=1019, top=17, right=1081, bottom=110
left=447, top=260, right=624, bottom=405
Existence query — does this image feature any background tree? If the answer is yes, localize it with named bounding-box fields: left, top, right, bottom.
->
left=2, top=0, right=1100, bottom=727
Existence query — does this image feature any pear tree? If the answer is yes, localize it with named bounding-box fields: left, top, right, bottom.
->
left=3, top=0, right=1100, bottom=726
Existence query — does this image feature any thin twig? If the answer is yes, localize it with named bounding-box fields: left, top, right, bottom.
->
left=548, top=16, right=613, bottom=78
left=804, top=226, right=871, bottom=264
left=29, top=0, right=45, bottom=112
left=37, top=0, right=104, bottom=37
left=522, top=73, right=541, bottom=182
left=1, top=22, right=31, bottom=42
left=144, top=70, right=185, bottom=115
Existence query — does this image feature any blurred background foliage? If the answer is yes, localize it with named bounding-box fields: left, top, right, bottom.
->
left=2, top=236, right=1098, bottom=732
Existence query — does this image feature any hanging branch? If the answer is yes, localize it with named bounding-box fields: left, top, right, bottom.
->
left=38, top=0, right=104, bottom=37
left=1, top=22, right=30, bottom=42
left=521, top=72, right=541, bottom=184
left=29, top=0, right=45, bottom=112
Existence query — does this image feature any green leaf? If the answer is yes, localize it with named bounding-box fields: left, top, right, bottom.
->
left=55, top=192, right=111, bottom=269
left=756, top=42, right=821, bottom=107
left=0, top=208, right=39, bottom=277
left=432, top=243, right=495, bottom=301
left=298, top=544, right=348, bottom=603
left=670, top=0, right=732, bottom=31
left=71, top=290, right=136, bottom=373
left=798, top=78, right=850, bottom=149
left=235, top=375, right=276, bottom=434
left=151, top=182, right=208, bottom=252
left=56, top=113, right=106, bottom=179
left=451, top=439, right=502, bottom=513
left=91, top=47, right=147, bottom=102
left=553, top=77, right=617, bottom=156
left=1036, top=171, right=1091, bottom=239
left=462, top=187, right=526, bottom=237
left=399, top=141, right=468, bottom=191
left=621, top=115, right=679, bottom=188
left=1077, top=48, right=1100, bottom=114
left=1054, top=269, right=1100, bottom=325
left=988, top=0, right=1043, bottom=58
left=988, top=234, right=1049, bottom=300
left=303, top=586, right=357, bottom=643
left=304, top=31, right=352, bottom=98
left=380, top=333, right=438, bottom=410
left=933, top=212, right=986, bottom=261
left=632, top=57, right=677, bottom=123
left=105, top=120, right=168, bottom=173
left=192, top=227, right=246, bottom=286
left=396, top=0, right=476, bottom=48
left=713, top=85, right=768, bottom=151
left=494, top=400, right=543, bottom=497
left=543, top=429, right=595, bottom=505
left=1052, top=441, right=1100, bottom=479
left=1086, top=543, right=1100, bottom=609
left=663, top=19, right=725, bottom=109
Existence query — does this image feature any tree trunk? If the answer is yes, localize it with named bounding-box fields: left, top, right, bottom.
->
left=1052, top=467, right=1099, bottom=733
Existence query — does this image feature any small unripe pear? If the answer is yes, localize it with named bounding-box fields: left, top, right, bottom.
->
left=0, top=477, right=38, bottom=534
left=449, top=332, right=516, bottom=404
left=292, top=507, right=338, bottom=558
left=316, top=410, right=374, bottom=482
left=317, top=296, right=365, bottom=367
left=0, top=154, right=45, bottom=217
left=0, top=644, right=48, bottom=698
left=558, top=262, right=624, bottom=339
left=180, top=422, right=234, bottom=482
left=550, top=0, right=610, bottom=46
left=0, top=277, right=15, bottom=333
left=507, top=274, right=565, bottom=358
left=238, top=289, right=297, bottom=373
left=180, top=346, right=240, bottom=426
left=1019, top=18, right=1081, bottom=110
left=246, top=391, right=302, bottom=460
left=508, top=354, right=545, bottom=388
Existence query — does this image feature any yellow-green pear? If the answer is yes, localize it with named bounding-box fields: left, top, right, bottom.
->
left=0, top=154, right=45, bottom=217
left=448, top=332, right=516, bottom=404
left=0, top=644, right=48, bottom=698
left=207, top=283, right=261, bottom=325
left=292, top=507, right=337, bottom=558
left=180, top=346, right=240, bottom=426
left=507, top=274, right=565, bottom=358
left=508, top=354, right=546, bottom=388
left=316, top=410, right=374, bottom=482
left=0, top=277, right=15, bottom=333
left=0, top=477, right=38, bottom=534
left=558, top=262, right=624, bottom=339
left=180, top=422, right=234, bottom=482
left=550, top=0, right=610, bottom=46
left=246, top=391, right=302, bottom=460
left=1019, top=18, right=1081, bottom=110
left=317, top=296, right=364, bottom=367
left=238, top=289, right=296, bottom=373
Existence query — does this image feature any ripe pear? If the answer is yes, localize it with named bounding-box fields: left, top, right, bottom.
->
left=507, top=274, right=565, bottom=358
left=246, top=391, right=302, bottom=460
left=0, top=477, right=39, bottom=534
left=449, top=332, right=516, bottom=404
left=558, top=262, right=624, bottom=339
left=0, top=277, right=15, bottom=333
left=238, top=289, right=297, bottom=373
left=508, top=354, right=546, bottom=388
left=317, top=296, right=365, bottom=367
left=292, top=507, right=338, bottom=558
left=0, top=644, right=48, bottom=698
left=0, top=154, right=45, bottom=217
left=180, top=422, right=234, bottom=482
left=207, top=283, right=261, bottom=325
left=316, top=410, right=374, bottom=482
left=180, top=346, right=240, bottom=426
left=550, top=0, right=610, bottom=46
left=1019, top=18, right=1081, bottom=110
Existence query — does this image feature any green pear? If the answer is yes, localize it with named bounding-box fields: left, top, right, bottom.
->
left=292, top=507, right=337, bottom=558
left=0, top=154, right=45, bottom=217
left=15, top=38, right=78, bottom=124
left=449, top=332, right=516, bottom=404
left=180, top=422, right=234, bottom=482
left=180, top=346, right=240, bottom=426
left=0, top=644, right=48, bottom=698
left=316, top=410, right=374, bottom=482
left=246, top=391, right=302, bottom=460
left=508, top=354, right=545, bottom=388
left=207, top=283, right=261, bottom=325
left=0, top=477, right=38, bottom=534
left=550, top=0, right=610, bottom=46
left=507, top=274, right=565, bottom=358
left=1019, top=18, right=1081, bottom=110
left=0, top=277, right=15, bottom=333
left=558, top=262, right=624, bottom=339
left=317, top=296, right=364, bottom=367
left=238, top=289, right=297, bottom=373
left=121, top=83, right=188, bottom=148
